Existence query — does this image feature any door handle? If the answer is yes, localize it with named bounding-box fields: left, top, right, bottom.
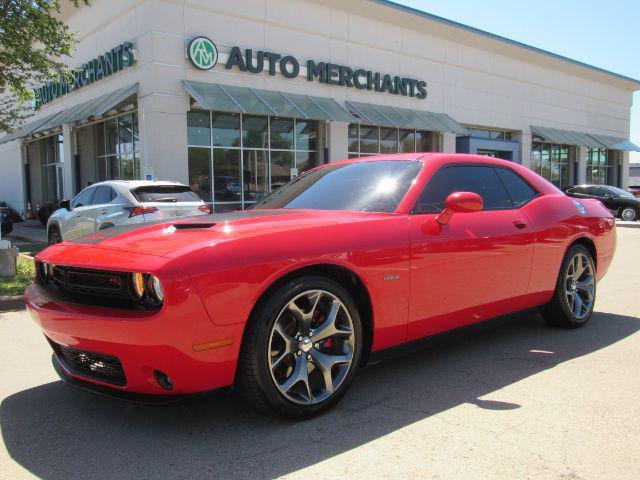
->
left=100, top=210, right=107, bottom=214
left=512, top=219, right=527, bottom=229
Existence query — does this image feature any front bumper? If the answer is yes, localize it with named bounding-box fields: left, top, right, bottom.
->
left=51, top=354, right=193, bottom=404
left=26, top=281, right=245, bottom=396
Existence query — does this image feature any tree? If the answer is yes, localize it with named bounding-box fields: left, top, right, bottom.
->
left=0, top=0, right=89, bottom=133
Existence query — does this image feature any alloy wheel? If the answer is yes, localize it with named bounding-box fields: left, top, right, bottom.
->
left=564, top=252, right=595, bottom=320
left=267, top=289, right=355, bottom=405
left=621, top=208, right=637, bottom=222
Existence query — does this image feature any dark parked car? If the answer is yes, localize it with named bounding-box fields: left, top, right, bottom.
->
left=1, top=208, right=13, bottom=236
left=565, top=185, right=640, bottom=221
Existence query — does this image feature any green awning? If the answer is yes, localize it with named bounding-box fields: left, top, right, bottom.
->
left=345, top=100, right=468, bottom=134
left=0, top=83, right=138, bottom=145
left=531, top=125, right=603, bottom=148
left=183, top=80, right=357, bottom=122
left=0, top=112, right=60, bottom=145
left=532, top=125, right=640, bottom=151
left=587, top=134, right=640, bottom=152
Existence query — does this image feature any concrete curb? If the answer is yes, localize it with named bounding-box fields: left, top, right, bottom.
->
left=616, top=221, right=640, bottom=229
left=7, top=234, right=40, bottom=244
left=0, top=295, right=25, bottom=313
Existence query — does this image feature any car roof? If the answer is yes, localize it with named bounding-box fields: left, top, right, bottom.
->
left=316, top=152, right=522, bottom=169
left=87, top=180, right=187, bottom=189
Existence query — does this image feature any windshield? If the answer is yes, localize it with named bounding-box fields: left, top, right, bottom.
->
left=250, top=160, right=422, bottom=213
left=606, top=186, right=634, bottom=198
left=132, top=185, right=202, bottom=203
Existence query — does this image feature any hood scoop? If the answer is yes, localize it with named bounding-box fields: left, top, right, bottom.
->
left=172, top=222, right=216, bottom=230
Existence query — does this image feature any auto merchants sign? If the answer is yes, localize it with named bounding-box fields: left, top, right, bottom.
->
left=187, top=36, right=427, bottom=100
left=32, top=42, right=136, bottom=109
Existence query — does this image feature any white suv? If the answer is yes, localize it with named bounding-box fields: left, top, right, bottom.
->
left=47, top=180, right=211, bottom=243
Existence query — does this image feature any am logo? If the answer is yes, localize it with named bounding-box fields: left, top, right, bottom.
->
left=188, top=36, right=218, bottom=70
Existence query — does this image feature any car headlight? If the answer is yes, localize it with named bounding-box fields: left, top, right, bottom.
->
left=130, top=273, right=163, bottom=305
left=39, top=262, right=54, bottom=282
left=131, top=272, right=146, bottom=299
left=147, top=274, right=164, bottom=304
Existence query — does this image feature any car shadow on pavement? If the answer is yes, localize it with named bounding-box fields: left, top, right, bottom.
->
left=1, top=311, right=638, bottom=479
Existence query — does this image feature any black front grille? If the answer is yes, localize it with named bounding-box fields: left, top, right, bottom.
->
left=35, top=263, right=159, bottom=311
left=49, top=339, right=127, bottom=386
left=52, top=266, right=129, bottom=297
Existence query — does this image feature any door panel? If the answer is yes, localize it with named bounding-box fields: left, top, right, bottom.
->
left=62, top=187, right=95, bottom=240
left=408, top=210, right=535, bottom=340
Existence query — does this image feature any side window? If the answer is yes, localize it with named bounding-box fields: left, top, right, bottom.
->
left=71, top=188, right=95, bottom=208
left=494, top=168, right=538, bottom=207
left=91, top=186, right=113, bottom=205
left=586, top=187, right=604, bottom=197
left=414, top=165, right=512, bottom=214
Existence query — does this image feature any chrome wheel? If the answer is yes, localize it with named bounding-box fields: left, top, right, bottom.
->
left=268, top=289, right=355, bottom=405
left=564, top=252, right=595, bottom=320
left=621, top=207, right=637, bottom=222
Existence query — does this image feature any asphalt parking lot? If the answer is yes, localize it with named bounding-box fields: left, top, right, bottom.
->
left=1, top=228, right=639, bottom=479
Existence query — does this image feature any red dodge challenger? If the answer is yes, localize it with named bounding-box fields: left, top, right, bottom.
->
left=26, top=154, right=616, bottom=418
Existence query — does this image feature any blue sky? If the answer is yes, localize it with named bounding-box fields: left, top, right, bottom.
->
left=393, top=0, right=640, bottom=162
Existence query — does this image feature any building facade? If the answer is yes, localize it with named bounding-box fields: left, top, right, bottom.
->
left=1, top=0, right=639, bottom=215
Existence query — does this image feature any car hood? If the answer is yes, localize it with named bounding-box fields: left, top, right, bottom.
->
left=62, top=209, right=373, bottom=257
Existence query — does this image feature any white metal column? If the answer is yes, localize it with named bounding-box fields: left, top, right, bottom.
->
left=61, top=124, right=76, bottom=199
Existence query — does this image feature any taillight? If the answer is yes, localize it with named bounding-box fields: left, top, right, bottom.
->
left=125, top=206, right=158, bottom=218
left=198, top=204, right=213, bottom=214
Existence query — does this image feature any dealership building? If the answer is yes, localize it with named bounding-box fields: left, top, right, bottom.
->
left=1, top=0, right=639, bottom=215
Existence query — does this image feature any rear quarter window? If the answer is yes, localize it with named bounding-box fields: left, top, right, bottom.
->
left=494, top=168, right=538, bottom=207
left=132, top=185, right=201, bottom=203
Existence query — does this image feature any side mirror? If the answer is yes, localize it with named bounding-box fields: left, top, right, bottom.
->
left=436, top=191, right=483, bottom=225
left=59, top=200, right=71, bottom=211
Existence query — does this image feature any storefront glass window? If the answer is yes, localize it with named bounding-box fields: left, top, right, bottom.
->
left=188, top=111, right=319, bottom=212
left=296, top=120, right=317, bottom=152
left=399, top=129, right=415, bottom=153
left=40, top=134, right=64, bottom=202
left=187, top=111, right=211, bottom=146
left=468, top=127, right=512, bottom=140
left=379, top=127, right=398, bottom=153
left=348, top=124, right=438, bottom=157
left=243, top=150, right=268, bottom=202
left=586, top=147, right=616, bottom=185
left=359, top=126, right=379, bottom=154
left=95, top=112, right=140, bottom=182
left=212, top=112, right=240, bottom=148
left=348, top=124, right=359, bottom=157
left=243, top=115, right=269, bottom=149
left=213, top=149, right=242, bottom=203
left=270, top=117, right=294, bottom=150
left=118, top=114, right=134, bottom=153
left=188, top=148, right=211, bottom=202
left=105, top=118, right=118, bottom=156
left=530, top=140, right=573, bottom=189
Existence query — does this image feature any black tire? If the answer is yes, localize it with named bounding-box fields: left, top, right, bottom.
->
left=542, top=245, right=596, bottom=328
left=237, top=275, right=363, bottom=419
left=48, top=225, right=62, bottom=245
left=619, top=207, right=638, bottom=222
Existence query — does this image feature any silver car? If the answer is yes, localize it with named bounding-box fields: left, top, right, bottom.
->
left=47, top=180, right=211, bottom=243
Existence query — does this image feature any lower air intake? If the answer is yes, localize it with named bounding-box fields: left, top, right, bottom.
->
left=48, top=338, right=127, bottom=387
